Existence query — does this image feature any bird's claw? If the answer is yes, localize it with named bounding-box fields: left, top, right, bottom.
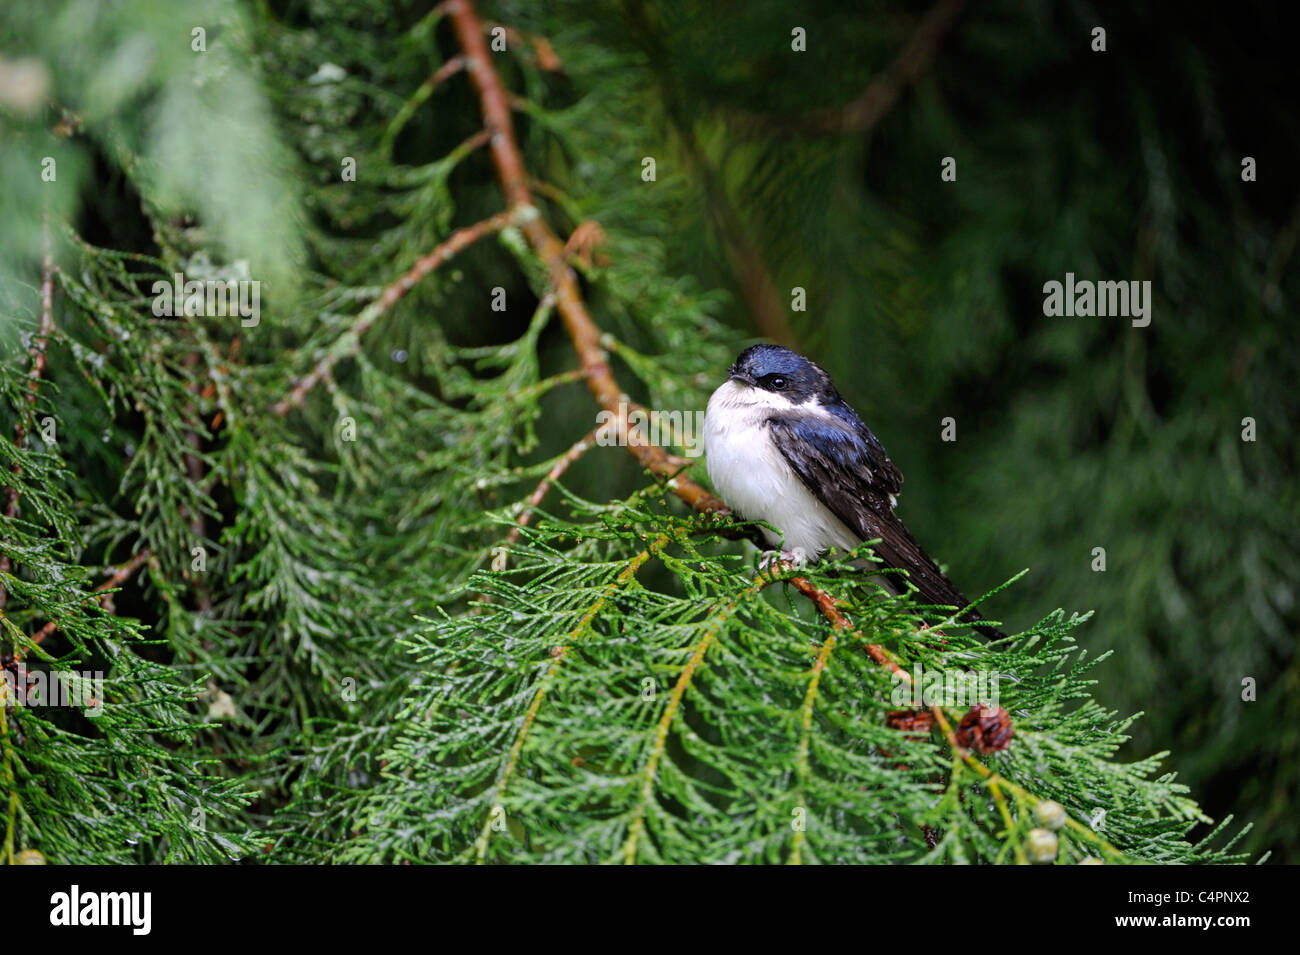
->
left=759, top=547, right=808, bottom=572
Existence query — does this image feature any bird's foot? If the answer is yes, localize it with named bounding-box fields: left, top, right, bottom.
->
left=759, top=547, right=809, bottom=572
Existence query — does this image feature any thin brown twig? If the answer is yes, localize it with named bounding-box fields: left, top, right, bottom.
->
left=785, top=573, right=907, bottom=677
left=431, top=53, right=467, bottom=88
left=735, top=0, right=967, bottom=137
left=501, top=427, right=601, bottom=558
left=455, top=128, right=492, bottom=156
left=483, top=22, right=564, bottom=72
left=25, top=548, right=153, bottom=655
left=272, top=208, right=519, bottom=417
left=1, top=231, right=57, bottom=612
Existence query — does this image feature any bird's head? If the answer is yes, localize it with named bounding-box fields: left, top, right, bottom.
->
left=727, top=345, right=837, bottom=406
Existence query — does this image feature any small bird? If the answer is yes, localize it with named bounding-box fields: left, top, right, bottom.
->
left=704, top=344, right=1001, bottom=637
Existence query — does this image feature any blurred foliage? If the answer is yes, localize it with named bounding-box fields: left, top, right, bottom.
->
left=0, top=0, right=302, bottom=302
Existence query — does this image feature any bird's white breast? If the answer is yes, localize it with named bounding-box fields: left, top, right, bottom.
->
left=703, top=380, right=860, bottom=558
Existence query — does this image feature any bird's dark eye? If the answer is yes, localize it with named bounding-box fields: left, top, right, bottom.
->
left=767, top=375, right=787, bottom=390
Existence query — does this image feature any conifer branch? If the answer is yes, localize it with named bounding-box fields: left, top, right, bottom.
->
left=425, top=14, right=1150, bottom=865
left=475, top=536, right=668, bottom=862
left=0, top=0, right=1247, bottom=868
left=785, top=567, right=1142, bottom=863
left=785, top=569, right=1124, bottom=862
left=448, top=0, right=965, bottom=733
left=986, top=776, right=1028, bottom=864
left=786, top=573, right=907, bottom=676
left=272, top=208, right=520, bottom=416
left=381, top=55, right=467, bottom=156
left=929, top=703, right=1126, bottom=862
left=623, top=565, right=888, bottom=864
left=1, top=697, right=18, bottom=865
left=790, top=616, right=840, bottom=864
left=443, top=25, right=895, bottom=693
left=622, top=573, right=759, bottom=864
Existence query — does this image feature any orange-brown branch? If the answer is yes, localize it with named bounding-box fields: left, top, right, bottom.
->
left=445, top=0, right=727, bottom=516
left=786, top=574, right=908, bottom=677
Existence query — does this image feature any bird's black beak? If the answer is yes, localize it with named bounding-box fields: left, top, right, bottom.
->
left=728, top=370, right=754, bottom=386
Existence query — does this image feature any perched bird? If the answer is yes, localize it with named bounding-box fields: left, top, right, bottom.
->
left=704, top=344, right=1002, bottom=637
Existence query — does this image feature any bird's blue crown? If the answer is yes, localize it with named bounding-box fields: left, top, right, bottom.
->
left=729, top=345, right=840, bottom=406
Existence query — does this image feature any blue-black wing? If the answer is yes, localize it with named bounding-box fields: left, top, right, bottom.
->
left=766, top=409, right=1001, bottom=636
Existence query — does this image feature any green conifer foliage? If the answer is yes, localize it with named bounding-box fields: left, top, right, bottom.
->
left=0, top=0, right=1273, bottom=864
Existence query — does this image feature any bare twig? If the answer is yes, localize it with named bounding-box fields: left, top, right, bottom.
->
left=785, top=573, right=909, bottom=677
left=432, top=54, right=467, bottom=88
left=483, top=22, right=564, bottom=72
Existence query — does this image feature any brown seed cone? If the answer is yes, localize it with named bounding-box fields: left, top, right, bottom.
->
left=886, top=708, right=936, bottom=735
left=956, top=704, right=1014, bottom=754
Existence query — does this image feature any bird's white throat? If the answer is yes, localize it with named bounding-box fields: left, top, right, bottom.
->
left=703, top=380, right=860, bottom=558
